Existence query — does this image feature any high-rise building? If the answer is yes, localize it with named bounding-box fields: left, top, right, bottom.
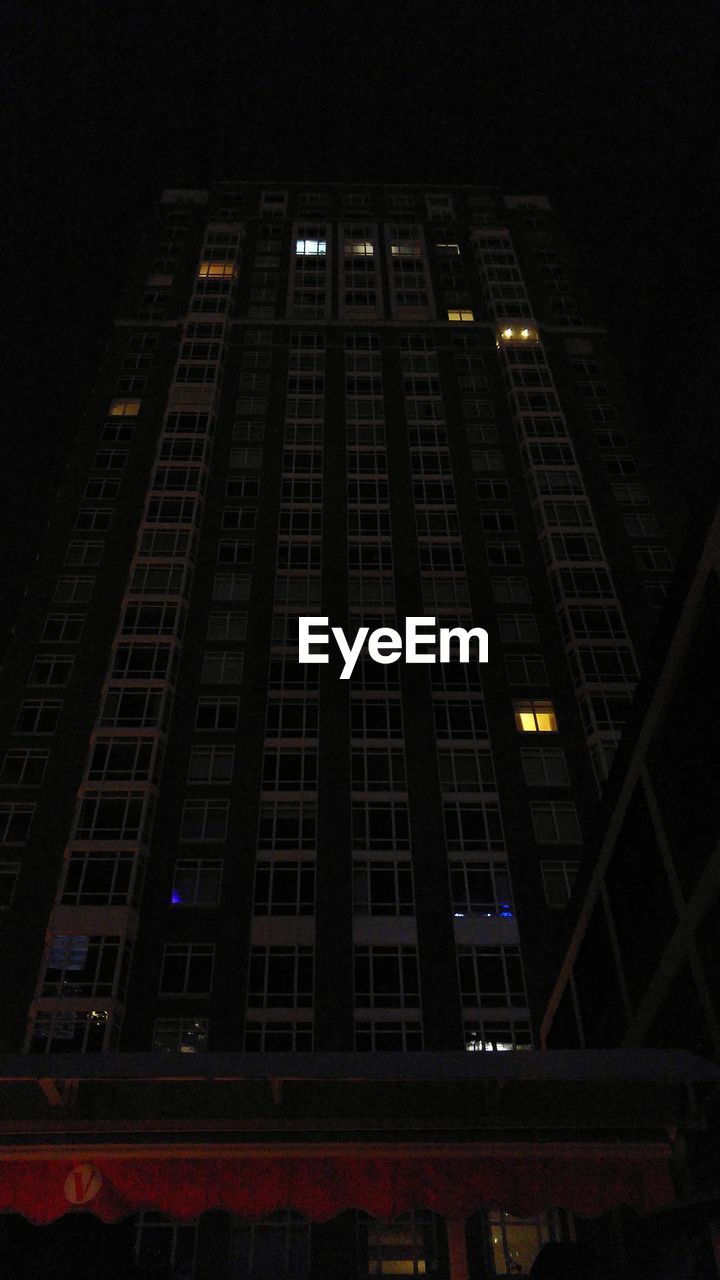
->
left=0, top=182, right=695, bottom=1277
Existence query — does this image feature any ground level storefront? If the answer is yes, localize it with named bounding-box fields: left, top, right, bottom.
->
left=1, top=1050, right=719, bottom=1277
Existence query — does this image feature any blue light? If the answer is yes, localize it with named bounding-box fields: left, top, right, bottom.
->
left=171, top=889, right=182, bottom=905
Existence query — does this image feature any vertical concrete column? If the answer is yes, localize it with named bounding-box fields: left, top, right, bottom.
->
left=446, top=1218, right=470, bottom=1280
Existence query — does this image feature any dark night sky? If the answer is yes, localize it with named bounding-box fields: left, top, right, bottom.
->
left=3, top=0, right=720, bottom=626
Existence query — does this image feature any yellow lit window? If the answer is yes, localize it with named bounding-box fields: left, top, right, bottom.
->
left=346, top=240, right=374, bottom=256
left=108, top=399, right=141, bottom=417
left=447, top=309, right=474, bottom=322
left=436, top=242, right=460, bottom=254
left=197, top=261, right=237, bottom=279
left=497, top=324, right=539, bottom=343
left=515, top=700, right=557, bottom=733
left=391, top=242, right=422, bottom=257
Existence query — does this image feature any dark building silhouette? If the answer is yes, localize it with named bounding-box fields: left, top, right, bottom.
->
left=0, top=183, right=705, bottom=1277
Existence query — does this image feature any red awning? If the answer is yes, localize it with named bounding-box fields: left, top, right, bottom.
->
left=0, top=1144, right=675, bottom=1224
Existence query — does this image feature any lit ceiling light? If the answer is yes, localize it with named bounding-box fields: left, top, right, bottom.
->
left=503, top=327, right=513, bottom=339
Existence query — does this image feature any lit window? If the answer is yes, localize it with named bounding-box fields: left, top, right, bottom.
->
left=447, top=309, right=474, bottom=322
left=488, top=1210, right=552, bottom=1274
left=197, top=260, right=237, bottom=278
left=346, top=240, right=374, bottom=256
left=437, top=242, right=460, bottom=254
left=296, top=239, right=326, bottom=255
left=496, top=325, right=538, bottom=343
left=108, top=399, right=141, bottom=416
left=514, top=700, right=557, bottom=733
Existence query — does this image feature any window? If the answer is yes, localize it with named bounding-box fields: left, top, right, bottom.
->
left=218, top=538, right=254, bottom=565
left=464, top=1018, right=532, bottom=1053
left=514, top=700, right=557, bottom=733
left=187, top=745, right=235, bottom=783
left=450, top=861, right=514, bottom=918
left=99, top=687, right=166, bottom=730
left=171, top=858, right=222, bottom=906
left=159, top=942, right=214, bottom=995
left=353, top=860, right=414, bottom=915
left=447, top=308, right=474, bottom=322
left=359, top=1209, right=441, bottom=1273
left=195, top=697, right=240, bottom=731
left=498, top=615, right=539, bottom=645
left=206, top=611, right=247, bottom=641
left=530, top=801, right=582, bottom=844
left=352, top=800, right=410, bottom=850
left=201, top=651, right=244, bottom=684
left=75, top=507, right=113, bottom=533
left=541, top=860, right=580, bottom=907
left=53, top=576, right=94, bottom=603
left=351, top=748, right=407, bottom=793
left=212, top=573, right=251, bottom=602
left=222, top=506, right=257, bottom=531
left=1, top=749, right=49, bottom=786
left=438, top=749, right=496, bottom=793
left=108, top=398, right=141, bottom=416
left=296, top=236, right=326, bottom=255
left=229, top=1211, right=310, bottom=1278
left=520, top=748, right=569, bottom=786
left=244, top=1019, right=313, bottom=1052
left=443, top=801, right=504, bottom=852
left=247, top=946, right=314, bottom=1007
left=354, top=1018, right=423, bottom=1051
left=41, top=614, right=84, bottom=643
left=262, top=749, right=318, bottom=792
left=60, top=851, right=139, bottom=906
left=354, top=945, right=420, bottom=1007
left=73, top=790, right=152, bottom=842
left=457, top=944, right=527, bottom=1008
left=265, top=699, right=319, bottom=739
left=28, top=655, right=73, bottom=686
left=29, top=1009, right=116, bottom=1054
left=134, top=1213, right=198, bottom=1277
left=84, top=477, right=120, bottom=500
left=0, top=862, right=20, bottom=908
left=433, top=699, right=488, bottom=740
left=253, top=861, right=315, bottom=915
left=646, top=580, right=670, bottom=607
left=42, top=934, right=129, bottom=998
left=87, top=738, right=156, bottom=783
left=633, top=544, right=672, bottom=571
left=0, top=803, right=34, bottom=844
left=179, top=799, right=229, bottom=842
left=14, top=696, right=61, bottom=737
left=487, top=1210, right=552, bottom=1274
left=623, top=513, right=660, bottom=537
left=504, top=655, right=547, bottom=686
left=258, top=801, right=316, bottom=850
left=152, top=1018, right=208, bottom=1052
left=492, top=577, right=531, bottom=604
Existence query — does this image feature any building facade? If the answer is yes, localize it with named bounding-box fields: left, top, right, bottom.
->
left=0, top=182, right=692, bottom=1276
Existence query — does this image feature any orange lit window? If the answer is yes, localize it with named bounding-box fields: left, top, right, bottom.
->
left=197, top=261, right=237, bottom=279
left=514, top=700, right=557, bottom=733
left=448, top=309, right=474, bottom=322
left=108, top=399, right=141, bottom=417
